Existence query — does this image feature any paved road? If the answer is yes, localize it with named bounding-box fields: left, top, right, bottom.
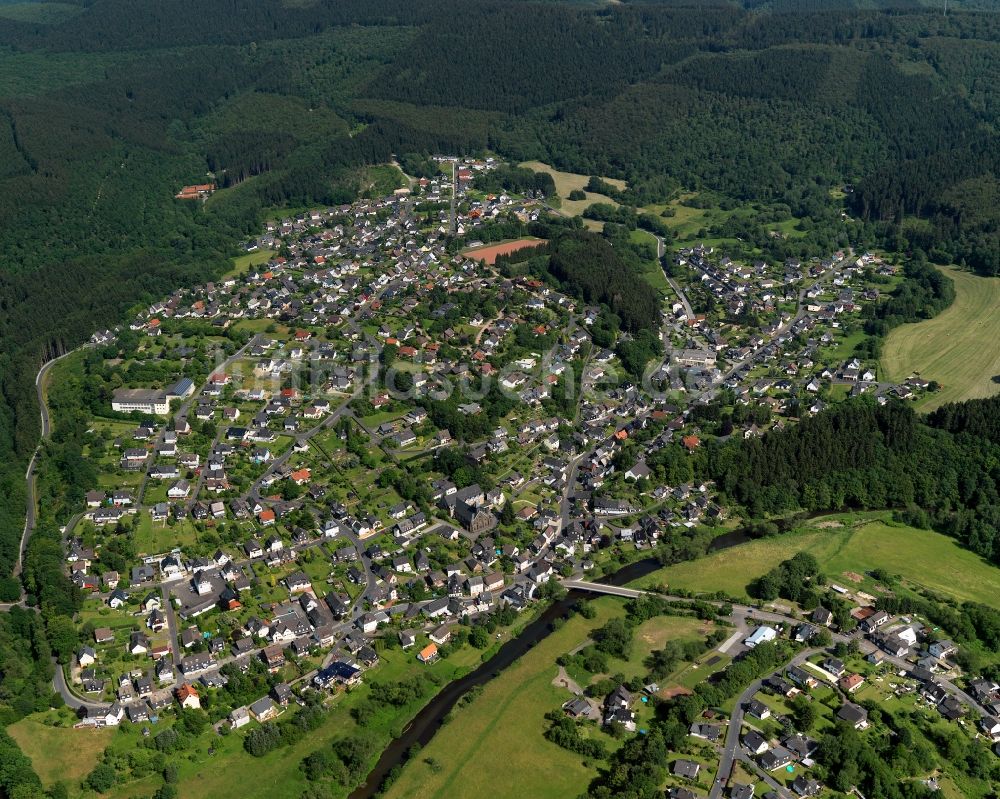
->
left=242, top=296, right=386, bottom=506
left=449, top=160, right=458, bottom=234
left=52, top=657, right=106, bottom=711
left=564, top=574, right=990, bottom=796
left=562, top=580, right=646, bottom=599
left=0, top=346, right=89, bottom=612
left=709, top=647, right=818, bottom=799
left=652, top=233, right=694, bottom=320
left=712, top=676, right=764, bottom=799
left=14, top=348, right=83, bottom=583
left=793, top=252, right=853, bottom=323
left=247, top=400, right=361, bottom=505
left=168, top=334, right=261, bottom=509
left=161, top=585, right=181, bottom=668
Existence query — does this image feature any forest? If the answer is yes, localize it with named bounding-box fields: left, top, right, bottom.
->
left=1, top=0, right=1000, bottom=605
left=863, top=258, right=956, bottom=338
left=1, top=0, right=1000, bottom=788
left=704, top=394, right=1000, bottom=575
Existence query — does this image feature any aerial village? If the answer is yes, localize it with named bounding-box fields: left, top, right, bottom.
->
left=57, top=157, right=992, bottom=799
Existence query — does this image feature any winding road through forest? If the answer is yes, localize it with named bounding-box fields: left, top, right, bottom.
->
left=1, top=347, right=83, bottom=611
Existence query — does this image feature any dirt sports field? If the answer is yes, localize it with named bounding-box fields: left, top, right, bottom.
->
left=462, top=237, right=545, bottom=265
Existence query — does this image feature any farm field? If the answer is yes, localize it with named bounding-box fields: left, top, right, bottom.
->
left=518, top=160, right=625, bottom=218
left=631, top=514, right=1000, bottom=609
left=881, top=267, right=1000, bottom=410
left=461, top=237, right=545, bottom=265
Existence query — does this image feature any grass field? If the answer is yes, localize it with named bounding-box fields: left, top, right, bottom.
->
left=360, top=163, right=406, bottom=196
left=384, top=596, right=718, bottom=799
left=631, top=514, right=1000, bottom=609
left=132, top=513, right=200, bottom=555
left=624, top=614, right=710, bottom=681
left=518, top=160, right=625, bottom=218
left=232, top=317, right=283, bottom=334
left=8, top=716, right=115, bottom=789
left=223, top=248, right=276, bottom=279
left=629, top=228, right=670, bottom=295
left=881, top=267, right=1000, bottom=410
left=384, top=601, right=623, bottom=799
left=644, top=194, right=748, bottom=242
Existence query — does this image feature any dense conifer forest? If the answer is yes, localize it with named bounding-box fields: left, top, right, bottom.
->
left=704, top=395, right=1000, bottom=570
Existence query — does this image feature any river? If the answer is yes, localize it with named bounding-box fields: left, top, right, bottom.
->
left=346, top=551, right=696, bottom=798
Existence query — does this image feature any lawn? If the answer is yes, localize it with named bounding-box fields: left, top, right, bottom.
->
left=881, top=266, right=1000, bottom=410
left=817, top=328, right=868, bottom=367
left=8, top=714, right=115, bottom=790
left=232, top=317, right=282, bottom=334
left=617, top=614, right=710, bottom=681
left=632, top=514, right=1000, bottom=609
left=518, top=160, right=625, bottom=218
left=132, top=514, right=201, bottom=555
left=768, top=217, right=807, bottom=239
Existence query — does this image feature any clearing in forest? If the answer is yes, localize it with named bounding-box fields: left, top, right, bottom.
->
left=881, top=266, right=1000, bottom=410
left=518, top=160, right=625, bottom=218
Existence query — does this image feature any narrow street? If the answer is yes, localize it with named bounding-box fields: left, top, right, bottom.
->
left=652, top=232, right=694, bottom=320
left=160, top=585, right=181, bottom=668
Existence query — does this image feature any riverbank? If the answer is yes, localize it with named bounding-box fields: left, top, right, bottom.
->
left=356, top=511, right=1000, bottom=798
left=381, top=596, right=715, bottom=799
left=349, top=557, right=666, bottom=798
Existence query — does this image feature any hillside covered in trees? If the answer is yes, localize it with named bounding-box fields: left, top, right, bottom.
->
left=704, top=394, right=1000, bottom=570
left=1, top=1, right=1000, bottom=758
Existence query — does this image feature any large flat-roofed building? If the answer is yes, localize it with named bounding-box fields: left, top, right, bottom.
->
left=171, top=377, right=195, bottom=400
left=674, top=348, right=717, bottom=368
left=112, top=378, right=195, bottom=416
left=112, top=388, right=172, bottom=415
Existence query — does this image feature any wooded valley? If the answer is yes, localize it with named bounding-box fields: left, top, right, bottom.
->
left=3, top=7, right=1000, bottom=786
